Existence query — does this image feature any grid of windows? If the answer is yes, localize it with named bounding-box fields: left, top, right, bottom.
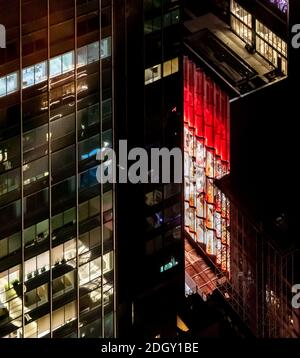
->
left=231, top=0, right=252, bottom=27
left=230, top=0, right=288, bottom=75
left=0, top=0, right=114, bottom=339
left=256, top=20, right=287, bottom=74
left=230, top=0, right=252, bottom=44
left=145, top=57, right=179, bottom=85
left=0, top=37, right=111, bottom=98
left=143, top=0, right=182, bottom=299
left=231, top=15, right=253, bottom=44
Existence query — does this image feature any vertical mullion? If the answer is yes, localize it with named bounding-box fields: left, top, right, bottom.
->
left=74, top=0, right=80, bottom=339
left=47, top=0, right=53, bottom=338
left=99, top=0, right=105, bottom=339
left=111, top=0, right=117, bottom=339
left=20, top=0, right=25, bottom=339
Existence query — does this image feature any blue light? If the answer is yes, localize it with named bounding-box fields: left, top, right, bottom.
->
left=81, top=147, right=100, bottom=160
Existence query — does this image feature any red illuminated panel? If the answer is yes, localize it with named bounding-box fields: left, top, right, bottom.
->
left=184, top=56, right=230, bottom=273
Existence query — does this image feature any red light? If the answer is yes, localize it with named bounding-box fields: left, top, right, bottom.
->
left=184, top=56, right=230, bottom=273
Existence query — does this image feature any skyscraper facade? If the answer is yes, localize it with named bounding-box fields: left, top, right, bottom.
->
left=114, top=0, right=183, bottom=338
left=183, top=0, right=300, bottom=337
left=0, top=0, right=114, bottom=338
left=0, top=0, right=183, bottom=339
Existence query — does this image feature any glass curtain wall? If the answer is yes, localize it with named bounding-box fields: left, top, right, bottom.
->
left=183, top=57, right=230, bottom=273
left=0, top=0, right=114, bottom=338
left=230, top=0, right=288, bottom=75
left=143, top=0, right=182, bottom=271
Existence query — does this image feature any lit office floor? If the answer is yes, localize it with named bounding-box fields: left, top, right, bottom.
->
left=184, top=13, right=274, bottom=78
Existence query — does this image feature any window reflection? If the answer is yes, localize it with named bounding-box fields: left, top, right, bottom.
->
left=25, top=284, right=48, bottom=311
left=23, top=124, right=48, bottom=164
left=52, top=271, right=75, bottom=298
left=35, top=62, right=47, bottom=83
left=0, top=37, right=111, bottom=99
left=62, top=51, right=74, bottom=73
left=6, top=73, right=18, bottom=94
left=50, top=56, right=62, bottom=77
left=0, top=232, right=21, bottom=260
left=0, top=168, right=20, bottom=198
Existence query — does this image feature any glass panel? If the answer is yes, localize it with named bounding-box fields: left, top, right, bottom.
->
left=0, top=77, right=6, bottom=96
left=50, top=56, right=62, bottom=77
left=38, top=314, right=50, bottom=337
left=145, top=64, right=161, bottom=85
left=22, top=66, right=35, bottom=88
left=171, top=57, right=179, bottom=73
left=101, top=37, right=111, bottom=59
left=0, top=239, right=7, bottom=259
left=77, top=46, right=87, bottom=67
left=35, top=61, right=47, bottom=83
left=6, top=72, right=18, bottom=94
left=24, top=225, right=35, bottom=246
left=62, top=51, right=74, bottom=73
left=87, top=42, right=99, bottom=63
left=9, top=232, right=21, bottom=254
left=163, top=60, right=172, bottom=77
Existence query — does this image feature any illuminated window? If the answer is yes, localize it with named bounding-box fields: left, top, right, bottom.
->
left=256, top=20, right=287, bottom=57
left=0, top=77, right=6, bottom=97
left=101, top=37, right=111, bottom=59
left=164, top=60, right=172, bottom=77
left=88, top=42, right=99, bottom=63
left=230, top=2, right=288, bottom=76
left=62, top=51, right=74, bottom=73
left=255, top=20, right=287, bottom=74
left=171, top=57, right=179, bottom=73
left=78, top=251, right=112, bottom=285
left=146, top=57, right=179, bottom=84
left=103, top=251, right=113, bottom=273
left=0, top=38, right=111, bottom=99
left=231, top=16, right=253, bottom=44
left=35, top=61, right=47, bottom=83
left=145, top=64, right=162, bottom=84
left=163, top=57, right=179, bottom=77
left=231, top=0, right=252, bottom=27
left=6, top=72, right=18, bottom=94
left=77, top=46, right=88, bottom=67
left=25, top=251, right=49, bottom=280
left=22, top=66, right=35, bottom=88
left=230, top=1, right=253, bottom=44
left=23, top=63, right=47, bottom=88
left=50, top=56, right=62, bottom=77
